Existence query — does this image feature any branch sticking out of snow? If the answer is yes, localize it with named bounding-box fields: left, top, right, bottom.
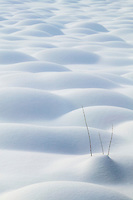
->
left=99, top=133, right=104, bottom=155
left=108, top=124, right=114, bottom=156
left=82, top=106, right=92, bottom=156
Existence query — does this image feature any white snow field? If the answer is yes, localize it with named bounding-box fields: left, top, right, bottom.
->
left=0, top=0, right=133, bottom=199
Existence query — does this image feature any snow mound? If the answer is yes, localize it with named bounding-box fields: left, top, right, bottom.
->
left=0, top=72, right=119, bottom=90
left=0, top=62, right=69, bottom=73
left=0, top=181, right=131, bottom=200
left=86, top=34, right=124, bottom=42
left=68, top=22, right=108, bottom=32
left=16, top=19, right=44, bottom=26
left=101, top=57, right=133, bottom=66
left=26, top=42, right=56, bottom=48
left=111, top=28, right=133, bottom=41
left=31, top=24, right=64, bottom=35
left=0, top=27, right=20, bottom=34
left=1, top=20, right=18, bottom=25
left=0, top=88, right=74, bottom=122
left=15, top=29, right=51, bottom=37
left=98, top=73, right=133, bottom=85
left=65, top=28, right=97, bottom=35
left=0, top=50, right=36, bottom=64
left=0, top=124, right=114, bottom=154
left=103, top=41, right=132, bottom=48
left=34, top=48, right=99, bottom=64
left=112, top=28, right=133, bottom=36
left=1, top=35, right=25, bottom=41
left=80, top=155, right=124, bottom=184
left=12, top=13, right=42, bottom=20
left=54, top=106, right=133, bottom=129
left=57, top=88, right=133, bottom=110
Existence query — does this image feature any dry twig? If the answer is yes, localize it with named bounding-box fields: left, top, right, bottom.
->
left=82, top=106, right=92, bottom=156
left=108, top=124, right=113, bottom=156
left=99, top=133, right=104, bottom=155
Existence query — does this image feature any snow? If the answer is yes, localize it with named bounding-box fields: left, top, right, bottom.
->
left=0, top=50, right=36, bottom=64
left=0, top=181, right=131, bottom=200
left=0, top=0, right=133, bottom=199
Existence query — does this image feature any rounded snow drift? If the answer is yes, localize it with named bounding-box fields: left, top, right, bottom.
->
left=0, top=50, right=36, bottom=64
left=34, top=48, right=99, bottom=65
left=0, top=181, right=131, bottom=200
left=0, top=88, right=74, bottom=122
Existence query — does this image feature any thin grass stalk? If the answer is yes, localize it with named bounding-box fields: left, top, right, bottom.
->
left=82, top=106, right=92, bottom=156
left=108, top=124, right=113, bottom=156
left=99, top=133, right=104, bottom=155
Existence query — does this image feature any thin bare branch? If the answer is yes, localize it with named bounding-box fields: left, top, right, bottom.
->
left=82, top=106, right=92, bottom=156
left=108, top=124, right=113, bottom=156
left=99, top=133, right=104, bottom=155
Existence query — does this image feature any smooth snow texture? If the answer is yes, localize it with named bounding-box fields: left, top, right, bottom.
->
left=34, top=48, right=100, bottom=64
left=0, top=0, right=133, bottom=199
left=54, top=106, right=133, bottom=129
left=0, top=50, right=36, bottom=64
left=0, top=123, right=117, bottom=154
left=0, top=61, right=69, bottom=72
left=0, top=88, right=74, bottom=121
left=67, top=22, right=109, bottom=32
left=54, top=88, right=133, bottom=109
left=0, top=181, right=131, bottom=200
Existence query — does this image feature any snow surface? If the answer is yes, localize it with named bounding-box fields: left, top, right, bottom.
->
left=0, top=0, right=133, bottom=199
